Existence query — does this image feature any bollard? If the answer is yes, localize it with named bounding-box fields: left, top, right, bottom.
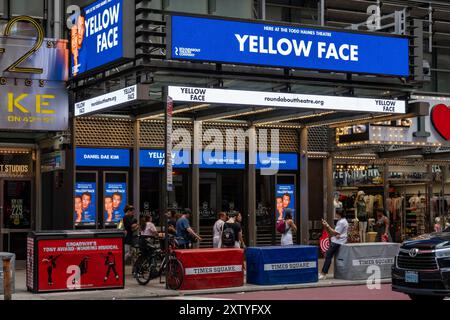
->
left=2, top=257, right=12, bottom=301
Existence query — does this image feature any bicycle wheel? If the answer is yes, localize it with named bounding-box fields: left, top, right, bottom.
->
left=166, top=256, right=184, bottom=290
left=135, top=255, right=153, bottom=286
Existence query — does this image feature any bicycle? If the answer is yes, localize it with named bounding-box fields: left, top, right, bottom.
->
left=133, top=235, right=184, bottom=290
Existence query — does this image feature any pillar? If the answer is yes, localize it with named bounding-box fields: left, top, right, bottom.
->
left=247, top=126, right=257, bottom=247
left=191, top=121, right=201, bottom=241
left=300, top=127, right=309, bottom=245
left=325, top=155, right=334, bottom=225
left=35, top=147, right=42, bottom=231
left=133, top=118, right=141, bottom=219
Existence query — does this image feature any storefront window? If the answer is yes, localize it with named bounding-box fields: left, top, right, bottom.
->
left=140, top=171, right=161, bottom=225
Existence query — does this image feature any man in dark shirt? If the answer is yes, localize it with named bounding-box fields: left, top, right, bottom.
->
left=167, top=210, right=177, bottom=235
left=123, top=205, right=138, bottom=261
left=222, top=212, right=244, bottom=248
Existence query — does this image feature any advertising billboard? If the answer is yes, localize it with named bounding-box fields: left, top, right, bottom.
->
left=74, top=182, right=97, bottom=227
left=104, top=183, right=127, bottom=226
left=168, top=15, right=409, bottom=77
left=70, top=0, right=135, bottom=77
left=36, top=237, right=123, bottom=292
left=76, top=148, right=130, bottom=167
left=168, top=86, right=406, bottom=114
left=275, top=184, right=296, bottom=222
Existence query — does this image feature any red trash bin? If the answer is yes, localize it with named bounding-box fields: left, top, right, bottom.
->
left=174, top=248, right=244, bottom=290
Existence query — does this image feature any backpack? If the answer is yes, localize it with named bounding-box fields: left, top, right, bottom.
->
left=221, top=223, right=236, bottom=247
left=276, top=220, right=287, bottom=234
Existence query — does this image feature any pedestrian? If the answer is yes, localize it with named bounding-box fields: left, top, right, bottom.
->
left=281, top=209, right=297, bottom=246
left=434, top=217, right=442, bottom=233
left=221, top=212, right=243, bottom=249
left=176, top=208, right=202, bottom=249
left=166, top=210, right=177, bottom=235
left=141, top=214, right=158, bottom=237
left=374, top=208, right=392, bottom=242
left=213, top=212, right=227, bottom=248
left=123, top=204, right=139, bottom=261
left=319, top=208, right=348, bottom=280
left=235, top=212, right=246, bottom=249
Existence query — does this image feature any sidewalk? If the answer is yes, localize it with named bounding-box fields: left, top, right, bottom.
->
left=6, top=260, right=391, bottom=300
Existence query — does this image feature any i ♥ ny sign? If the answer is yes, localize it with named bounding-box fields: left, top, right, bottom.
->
left=431, top=104, right=450, bottom=141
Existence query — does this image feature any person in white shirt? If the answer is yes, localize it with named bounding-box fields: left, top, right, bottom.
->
left=319, top=208, right=349, bottom=280
left=212, top=212, right=227, bottom=248
left=141, top=215, right=158, bottom=237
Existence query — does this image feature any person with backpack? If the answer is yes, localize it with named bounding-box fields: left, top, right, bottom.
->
left=280, top=209, right=297, bottom=246
left=213, top=212, right=227, bottom=248
left=221, top=212, right=243, bottom=249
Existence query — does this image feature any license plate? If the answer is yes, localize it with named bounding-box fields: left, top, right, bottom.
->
left=405, top=271, right=419, bottom=284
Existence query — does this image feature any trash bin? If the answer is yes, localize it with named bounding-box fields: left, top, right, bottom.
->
left=0, top=253, right=16, bottom=295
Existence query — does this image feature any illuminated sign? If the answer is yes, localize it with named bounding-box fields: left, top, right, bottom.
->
left=70, top=0, right=135, bottom=77
left=168, top=86, right=406, bottom=114
left=0, top=86, right=68, bottom=131
left=168, top=15, right=410, bottom=77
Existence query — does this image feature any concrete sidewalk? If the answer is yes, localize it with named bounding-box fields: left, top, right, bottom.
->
left=5, top=261, right=391, bottom=300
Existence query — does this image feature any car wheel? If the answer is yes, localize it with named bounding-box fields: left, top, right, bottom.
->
left=408, top=294, right=445, bottom=301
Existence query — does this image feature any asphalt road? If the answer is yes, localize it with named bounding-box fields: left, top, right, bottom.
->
left=166, top=284, right=411, bottom=300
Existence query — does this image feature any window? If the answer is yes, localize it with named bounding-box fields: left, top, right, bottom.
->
left=164, top=0, right=208, bottom=14
left=11, top=0, right=44, bottom=18
left=266, top=0, right=318, bottom=24
left=437, top=48, right=450, bottom=94
left=212, top=0, right=254, bottom=19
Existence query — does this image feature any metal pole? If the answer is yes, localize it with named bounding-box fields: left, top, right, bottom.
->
left=2, top=257, right=12, bottom=301
left=320, top=0, right=325, bottom=26
left=325, top=156, right=334, bottom=225
left=248, top=126, right=257, bottom=247
left=192, top=121, right=201, bottom=248
left=133, top=118, right=141, bottom=219
left=299, top=127, right=309, bottom=245
left=163, top=90, right=172, bottom=289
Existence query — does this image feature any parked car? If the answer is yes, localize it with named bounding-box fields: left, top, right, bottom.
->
left=392, top=229, right=450, bottom=301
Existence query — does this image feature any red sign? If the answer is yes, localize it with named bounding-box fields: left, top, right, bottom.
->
left=319, top=229, right=330, bottom=254
left=175, top=248, right=244, bottom=291
left=37, top=238, right=124, bottom=292
left=431, top=104, right=450, bottom=141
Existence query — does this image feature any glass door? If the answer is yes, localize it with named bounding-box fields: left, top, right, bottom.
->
left=1, top=180, right=33, bottom=260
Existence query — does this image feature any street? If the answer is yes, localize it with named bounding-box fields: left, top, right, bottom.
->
left=163, top=284, right=410, bottom=300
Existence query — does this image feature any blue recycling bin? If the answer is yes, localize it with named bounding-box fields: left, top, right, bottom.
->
left=246, top=246, right=318, bottom=285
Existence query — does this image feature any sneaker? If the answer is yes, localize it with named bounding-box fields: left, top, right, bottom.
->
left=318, top=273, right=327, bottom=280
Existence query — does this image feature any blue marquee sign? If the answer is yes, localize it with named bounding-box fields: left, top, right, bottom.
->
left=169, top=15, right=409, bottom=77
left=76, top=148, right=130, bottom=167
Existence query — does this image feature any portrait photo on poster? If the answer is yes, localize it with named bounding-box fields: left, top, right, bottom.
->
left=275, top=184, right=296, bottom=222
left=104, top=183, right=127, bottom=226
left=74, top=182, right=97, bottom=227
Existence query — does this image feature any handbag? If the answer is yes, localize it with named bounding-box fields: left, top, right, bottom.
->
left=381, top=234, right=389, bottom=242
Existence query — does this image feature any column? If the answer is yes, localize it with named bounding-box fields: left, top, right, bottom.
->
left=325, top=155, right=334, bottom=225
left=191, top=121, right=201, bottom=243
left=133, top=118, right=141, bottom=218
left=300, top=127, right=309, bottom=245
left=35, top=147, right=42, bottom=231
left=247, top=126, right=257, bottom=247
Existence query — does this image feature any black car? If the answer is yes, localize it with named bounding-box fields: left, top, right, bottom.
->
left=392, top=229, right=450, bottom=301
